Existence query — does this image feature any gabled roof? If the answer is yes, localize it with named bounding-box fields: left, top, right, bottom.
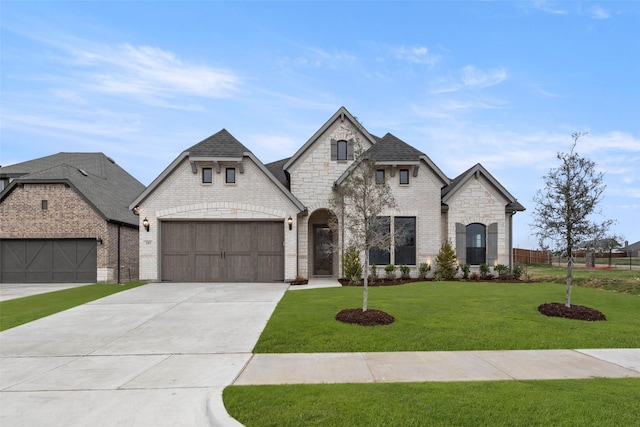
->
left=186, top=128, right=251, bottom=158
left=265, top=157, right=291, bottom=189
left=334, top=132, right=450, bottom=186
left=442, top=163, right=525, bottom=212
left=283, top=106, right=377, bottom=172
left=130, top=130, right=305, bottom=212
left=366, top=133, right=423, bottom=162
left=0, top=153, right=145, bottom=226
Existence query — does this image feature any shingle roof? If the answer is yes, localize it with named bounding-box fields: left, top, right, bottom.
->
left=265, top=157, right=291, bottom=189
left=0, top=153, right=144, bottom=226
left=364, top=132, right=424, bottom=162
left=186, top=129, right=251, bottom=157
left=442, top=163, right=525, bottom=212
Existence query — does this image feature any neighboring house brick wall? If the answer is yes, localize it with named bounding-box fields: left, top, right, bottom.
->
left=137, top=158, right=300, bottom=281
left=0, top=183, right=138, bottom=283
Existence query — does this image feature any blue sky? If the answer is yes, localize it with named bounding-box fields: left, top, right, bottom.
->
left=1, top=1, right=638, bottom=249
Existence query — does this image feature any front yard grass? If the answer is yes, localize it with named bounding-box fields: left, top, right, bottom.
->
left=0, top=282, right=147, bottom=331
left=224, top=378, right=640, bottom=427
left=253, top=281, right=640, bottom=353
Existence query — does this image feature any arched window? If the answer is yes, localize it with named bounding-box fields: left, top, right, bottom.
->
left=337, top=140, right=348, bottom=160
left=466, top=223, right=486, bottom=265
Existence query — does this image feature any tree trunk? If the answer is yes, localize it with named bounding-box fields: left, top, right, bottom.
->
left=565, top=257, right=572, bottom=308
left=363, top=251, right=369, bottom=312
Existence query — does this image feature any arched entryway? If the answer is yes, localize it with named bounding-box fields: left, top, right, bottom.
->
left=307, top=209, right=338, bottom=277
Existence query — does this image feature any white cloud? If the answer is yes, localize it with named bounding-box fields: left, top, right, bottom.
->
left=393, top=45, right=440, bottom=65
left=461, top=65, right=508, bottom=88
left=531, top=1, right=568, bottom=15
left=69, top=43, right=240, bottom=99
left=588, top=5, right=612, bottom=19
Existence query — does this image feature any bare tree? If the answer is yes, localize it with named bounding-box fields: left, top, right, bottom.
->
left=531, top=133, right=615, bottom=307
left=330, top=143, right=397, bottom=312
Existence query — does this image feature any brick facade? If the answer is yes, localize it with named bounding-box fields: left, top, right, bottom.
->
left=0, top=183, right=139, bottom=282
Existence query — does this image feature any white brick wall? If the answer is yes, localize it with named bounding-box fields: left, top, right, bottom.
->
left=445, top=176, right=511, bottom=266
left=137, top=157, right=300, bottom=281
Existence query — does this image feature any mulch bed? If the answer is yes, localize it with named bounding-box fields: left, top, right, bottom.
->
left=335, top=308, right=395, bottom=326
left=538, top=302, right=607, bottom=321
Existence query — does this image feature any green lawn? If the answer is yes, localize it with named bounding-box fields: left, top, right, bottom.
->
left=224, top=379, right=640, bottom=427
left=526, top=264, right=640, bottom=294
left=254, top=281, right=640, bottom=353
left=0, top=282, right=147, bottom=331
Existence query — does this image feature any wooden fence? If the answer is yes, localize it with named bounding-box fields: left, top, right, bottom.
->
left=513, top=248, right=551, bottom=264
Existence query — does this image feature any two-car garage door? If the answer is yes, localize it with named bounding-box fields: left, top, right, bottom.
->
left=161, top=221, right=284, bottom=282
left=0, top=239, right=97, bottom=283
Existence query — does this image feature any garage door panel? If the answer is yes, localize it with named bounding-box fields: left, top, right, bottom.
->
left=161, top=221, right=284, bottom=283
left=0, top=239, right=96, bottom=283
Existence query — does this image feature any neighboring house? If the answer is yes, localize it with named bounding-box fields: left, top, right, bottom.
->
left=623, top=241, right=640, bottom=258
left=130, top=107, right=525, bottom=283
left=0, top=153, right=144, bottom=283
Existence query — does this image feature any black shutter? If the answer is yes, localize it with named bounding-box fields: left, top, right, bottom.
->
left=347, top=140, right=354, bottom=160
left=487, top=222, right=498, bottom=265
left=330, top=139, right=337, bottom=161
left=456, top=223, right=466, bottom=264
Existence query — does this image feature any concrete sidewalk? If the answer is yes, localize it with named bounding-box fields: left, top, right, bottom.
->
left=234, top=348, right=640, bottom=385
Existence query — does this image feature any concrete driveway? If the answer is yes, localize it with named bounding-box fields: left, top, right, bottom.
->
left=0, top=282, right=289, bottom=426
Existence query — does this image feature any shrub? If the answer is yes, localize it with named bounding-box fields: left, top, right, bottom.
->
left=384, top=264, right=396, bottom=279
left=399, top=264, right=411, bottom=279
left=434, top=239, right=457, bottom=280
left=469, top=271, right=480, bottom=281
left=369, top=264, right=378, bottom=281
left=494, top=264, right=509, bottom=278
left=342, top=245, right=362, bottom=281
left=512, top=264, right=524, bottom=280
left=418, top=262, right=431, bottom=279
left=461, top=263, right=471, bottom=280
left=479, top=263, right=493, bottom=279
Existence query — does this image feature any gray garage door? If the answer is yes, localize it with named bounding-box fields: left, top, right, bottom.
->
left=161, top=221, right=284, bottom=282
left=0, top=239, right=97, bottom=283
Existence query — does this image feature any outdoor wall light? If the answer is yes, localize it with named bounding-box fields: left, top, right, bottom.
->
left=287, top=216, right=293, bottom=231
left=96, top=237, right=103, bottom=245
left=142, top=217, right=150, bottom=232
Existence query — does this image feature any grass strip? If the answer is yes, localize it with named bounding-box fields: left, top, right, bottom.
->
left=0, top=282, right=146, bottom=331
left=224, top=378, right=640, bottom=427
left=254, top=281, right=640, bottom=353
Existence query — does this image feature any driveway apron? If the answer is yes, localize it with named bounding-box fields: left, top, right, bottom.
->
left=0, top=282, right=289, bottom=427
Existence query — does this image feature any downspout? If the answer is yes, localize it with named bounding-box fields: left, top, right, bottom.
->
left=117, top=224, right=121, bottom=283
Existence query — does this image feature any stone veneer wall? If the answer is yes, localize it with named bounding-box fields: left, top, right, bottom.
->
left=445, top=177, right=511, bottom=266
left=137, top=157, right=300, bottom=282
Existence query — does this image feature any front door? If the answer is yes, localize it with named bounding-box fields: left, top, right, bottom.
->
left=313, top=225, right=333, bottom=276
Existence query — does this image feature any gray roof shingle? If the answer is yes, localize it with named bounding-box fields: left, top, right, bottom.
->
left=186, top=129, right=251, bottom=157
left=364, top=132, right=424, bottom=162
left=0, top=153, right=145, bottom=226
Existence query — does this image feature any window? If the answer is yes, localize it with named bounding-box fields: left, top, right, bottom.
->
left=394, top=217, right=416, bottom=265
left=202, top=167, right=212, bottom=184
left=368, top=216, right=417, bottom=265
left=331, top=139, right=354, bottom=161
left=466, top=223, right=486, bottom=265
left=376, top=170, right=385, bottom=185
left=369, top=216, right=390, bottom=265
left=337, top=140, right=348, bottom=161
left=225, top=167, right=236, bottom=184
left=399, top=169, right=410, bottom=185
left=41, top=200, right=48, bottom=210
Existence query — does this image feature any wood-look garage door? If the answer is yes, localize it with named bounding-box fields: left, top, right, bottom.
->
left=0, top=239, right=97, bottom=283
left=161, top=221, right=284, bottom=282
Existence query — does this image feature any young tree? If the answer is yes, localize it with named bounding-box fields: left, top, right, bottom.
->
left=531, top=133, right=614, bottom=307
left=330, top=143, right=397, bottom=312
